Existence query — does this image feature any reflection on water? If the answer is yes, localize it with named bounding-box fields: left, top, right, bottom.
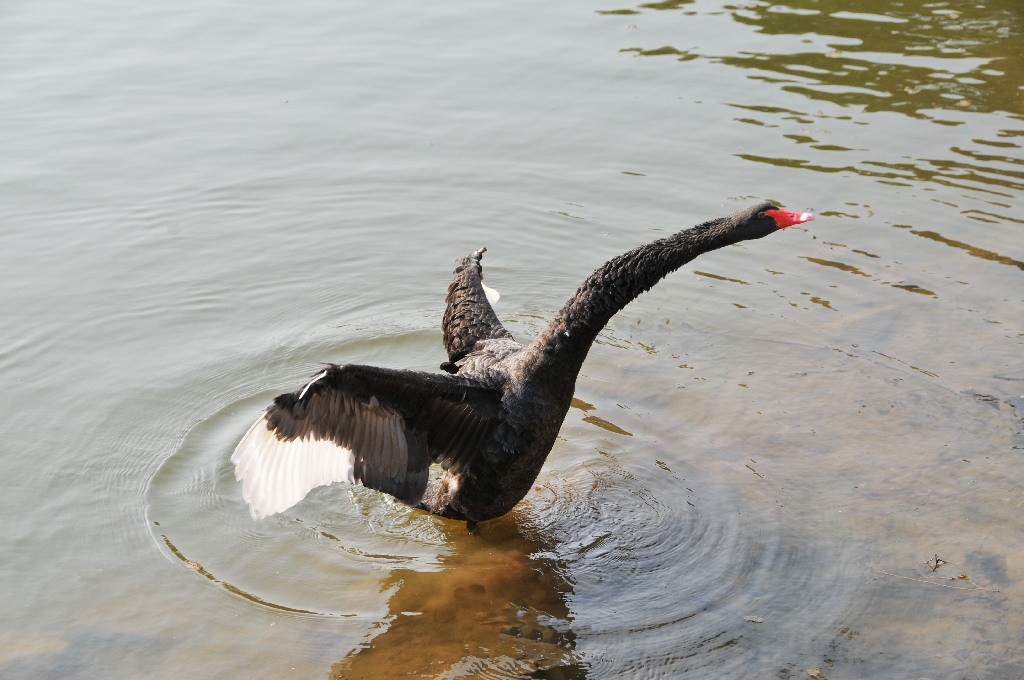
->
left=610, top=0, right=1024, bottom=248
left=330, top=518, right=584, bottom=679
left=729, top=2, right=1022, bottom=117
left=572, top=397, right=634, bottom=437
left=614, top=0, right=1023, bottom=116
left=901, top=225, right=1024, bottom=270
left=801, top=255, right=938, bottom=298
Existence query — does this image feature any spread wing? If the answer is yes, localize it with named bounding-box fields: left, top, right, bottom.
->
left=231, top=364, right=503, bottom=519
left=441, top=248, right=514, bottom=368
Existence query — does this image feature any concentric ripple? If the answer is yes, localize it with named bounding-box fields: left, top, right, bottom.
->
left=144, top=325, right=1022, bottom=677
left=520, top=428, right=864, bottom=677
left=144, top=334, right=453, bottom=620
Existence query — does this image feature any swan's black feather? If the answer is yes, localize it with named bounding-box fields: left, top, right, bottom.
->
left=232, top=201, right=810, bottom=524
left=261, top=364, right=504, bottom=505
left=441, top=248, right=514, bottom=367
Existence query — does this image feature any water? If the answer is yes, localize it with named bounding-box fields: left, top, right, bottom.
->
left=2, top=0, right=1022, bottom=677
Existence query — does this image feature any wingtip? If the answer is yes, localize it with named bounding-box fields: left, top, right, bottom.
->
left=482, top=282, right=500, bottom=305
left=231, top=410, right=356, bottom=521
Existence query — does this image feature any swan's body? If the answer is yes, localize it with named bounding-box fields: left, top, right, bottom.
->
left=232, top=202, right=813, bottom=528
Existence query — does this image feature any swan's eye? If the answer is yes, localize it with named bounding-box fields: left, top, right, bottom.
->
left=757, top=211, right=765, bottom=218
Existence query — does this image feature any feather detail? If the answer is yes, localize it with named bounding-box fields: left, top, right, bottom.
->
left=481, top=282, right=500, bottom=305
left=231, top=412, right=355, bottom=519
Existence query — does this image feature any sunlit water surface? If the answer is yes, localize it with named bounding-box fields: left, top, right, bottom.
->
left=2, top=0, right=1022, bottom=678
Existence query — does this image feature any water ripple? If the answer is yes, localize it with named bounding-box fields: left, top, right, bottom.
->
left=144, top=336, right=451, bottom=619
left=519, top=431, right=865, bottom=675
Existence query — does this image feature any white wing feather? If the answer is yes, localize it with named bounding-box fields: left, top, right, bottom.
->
left=481, top=282, right=500, bottom=305
left=231, top=412, right=355, bottom=519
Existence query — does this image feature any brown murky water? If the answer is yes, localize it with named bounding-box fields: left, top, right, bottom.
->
left=2, top=0, right=1021, bottom=677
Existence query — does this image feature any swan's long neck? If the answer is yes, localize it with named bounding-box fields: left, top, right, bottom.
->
left=527, top=216, right=744, bottom=382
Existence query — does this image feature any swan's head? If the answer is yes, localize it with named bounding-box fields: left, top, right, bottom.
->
left=733, top=201, right=815, bottom=240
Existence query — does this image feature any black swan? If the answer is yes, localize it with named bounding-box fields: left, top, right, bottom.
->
left=232, top=202, right=813, bottom=530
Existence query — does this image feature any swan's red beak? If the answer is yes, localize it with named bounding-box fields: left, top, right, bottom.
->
left=765, top=209, right=815, bottom=229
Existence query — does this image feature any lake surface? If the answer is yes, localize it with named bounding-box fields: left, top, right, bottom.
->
left=2, top=0, right=1022, bottom=677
